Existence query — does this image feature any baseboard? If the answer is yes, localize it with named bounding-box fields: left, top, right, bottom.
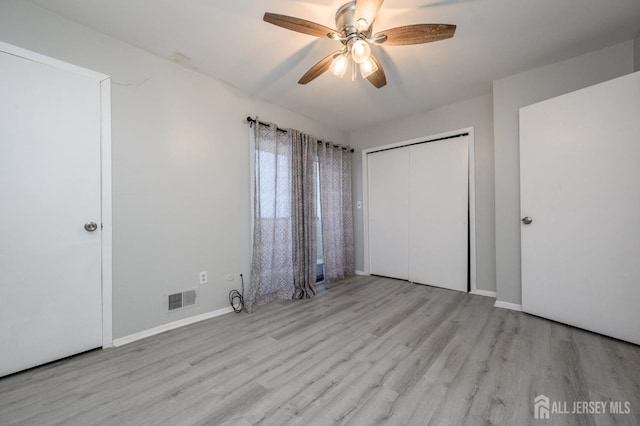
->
left=494, top=300, right=523, bottom=312
left=112, top=306, right=234, bottom=347
left=470, top=289, right=497, bottom=298
left=355, top=270, right=368, bottom=276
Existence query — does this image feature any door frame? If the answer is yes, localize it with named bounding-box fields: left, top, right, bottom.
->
left=0, top=41, right=113, bottom=348
left=362, top=127, right=477, bottom=293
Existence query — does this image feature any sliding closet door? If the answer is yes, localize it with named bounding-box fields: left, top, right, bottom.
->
left=409, top=137, right=468, bottom=291
left=368, top=147, right=410, bottom=279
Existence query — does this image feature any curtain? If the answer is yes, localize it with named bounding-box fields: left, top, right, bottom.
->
left=247, top=119, right=354, bottom=311
left=246, top=123, right=295, bottom=312
left=290, top=130, right=318, bottom=299
left=318, top=143, right=355, bottom=283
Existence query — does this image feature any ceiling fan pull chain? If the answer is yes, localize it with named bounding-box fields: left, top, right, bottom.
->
left=351, top=57, right=357, bottom=81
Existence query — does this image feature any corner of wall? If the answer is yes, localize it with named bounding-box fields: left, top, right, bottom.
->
left=634, top=32, right=640, bottom=72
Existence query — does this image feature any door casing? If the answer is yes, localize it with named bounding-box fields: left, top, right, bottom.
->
left=0, top=41, right=113, bottom=349
left=362, top=128, right=477, bottom=293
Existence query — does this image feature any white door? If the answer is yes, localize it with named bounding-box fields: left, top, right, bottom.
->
left=520, top=71, right=640, bottom=345
left=0, top=48, right=104, bottom=376
left=409, top=138, right=468, bottom=291
left=368, top=147, right=410, bottom=280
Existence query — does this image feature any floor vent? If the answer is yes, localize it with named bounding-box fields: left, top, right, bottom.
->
left=168, top=289, right=197, bottom=311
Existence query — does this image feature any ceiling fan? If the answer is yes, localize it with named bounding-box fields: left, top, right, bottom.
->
left=264, top=0, right=456, bottom=89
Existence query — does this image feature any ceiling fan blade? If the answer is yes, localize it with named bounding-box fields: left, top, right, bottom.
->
left=355, top=0, right=384, bottom=28
left=366, top=54, right=386, bottom=89
left=298, top=51, right=342, bottom=85
left=373, top=24, right=456, bottom=46
left=264, top=13, right=339, bottom=39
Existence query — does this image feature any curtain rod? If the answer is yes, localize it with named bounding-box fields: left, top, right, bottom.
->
left=246, top=116, right=288, bottom=133
left=246, top=117, right=354, bottom=153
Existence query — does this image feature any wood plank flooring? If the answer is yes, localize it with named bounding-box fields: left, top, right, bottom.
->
left=1, top=275, right=639, bottom=425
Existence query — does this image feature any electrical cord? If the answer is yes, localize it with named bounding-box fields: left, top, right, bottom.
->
left=229, top=273, right=245, bottom=313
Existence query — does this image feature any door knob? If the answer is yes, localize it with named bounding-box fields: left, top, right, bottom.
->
left=84, top=222, right=98, bottom=232
left=521, top=216, right=533, bottom=225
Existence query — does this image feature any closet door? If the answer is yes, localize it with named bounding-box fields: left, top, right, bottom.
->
left=368, top=147, right=410, bottom=279
left=409, top=137, right=468, bottom=291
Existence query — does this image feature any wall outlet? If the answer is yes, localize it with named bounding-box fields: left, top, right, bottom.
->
left=199, top=271, right=208, bottom=285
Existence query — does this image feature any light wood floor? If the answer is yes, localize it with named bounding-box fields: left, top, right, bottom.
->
left=1, top=275, right=639, bottom=425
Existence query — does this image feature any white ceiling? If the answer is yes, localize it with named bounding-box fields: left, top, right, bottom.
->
left=29, top=0, right=640, bottom=131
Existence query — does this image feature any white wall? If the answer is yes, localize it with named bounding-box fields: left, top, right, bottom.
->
left=349, top=93, right=496, bottom=294
left=0, top=0, right=347, bottom=339
left=493, top=40, right=634, bottom=305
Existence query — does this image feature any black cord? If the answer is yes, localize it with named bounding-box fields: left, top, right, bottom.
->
left=229, top=273, right=245, bottom=313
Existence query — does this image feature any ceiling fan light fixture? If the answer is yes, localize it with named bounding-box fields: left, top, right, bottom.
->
left=329, top=54, right=349, bottom=78
left=263, top=0, right=456, bottom=89
left=360, top=57, right=378, bottom=78
left=350, top=38, right=371, bottom=64
left=355, top=18, right=369, bottom=31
